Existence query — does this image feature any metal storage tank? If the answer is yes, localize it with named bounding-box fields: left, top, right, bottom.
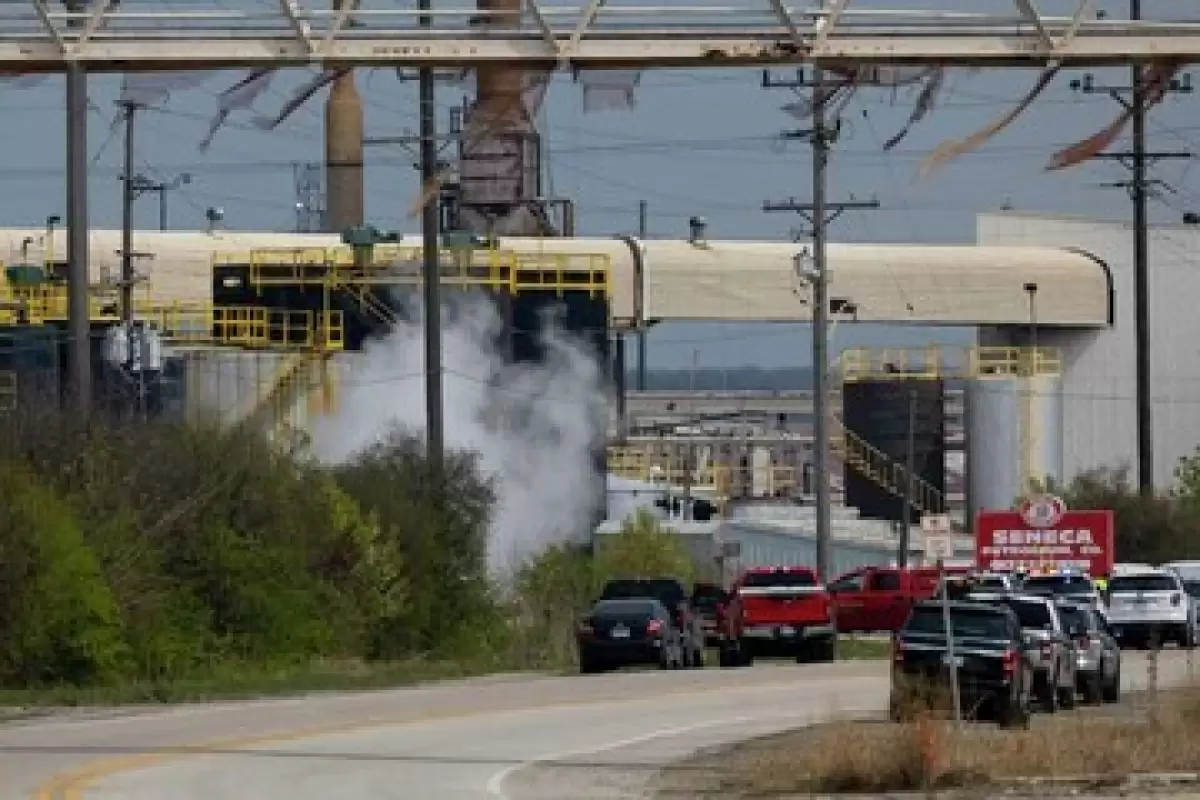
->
left=968, top=372, right=1063, bottom=512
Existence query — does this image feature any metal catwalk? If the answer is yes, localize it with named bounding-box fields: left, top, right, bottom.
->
left=9, top=0, right=1200, bottom=71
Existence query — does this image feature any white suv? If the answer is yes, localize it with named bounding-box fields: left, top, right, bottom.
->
left=1105, top=568, right=1197, bottom=649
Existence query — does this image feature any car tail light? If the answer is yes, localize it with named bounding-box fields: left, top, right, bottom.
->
left=1040, top=642, right=1053, bottom=660
left=891, top=635, right=905, bottom=664
left=577, top=622, right=593, bottom=637
left=1075, top=634, right=1092, bottom=649
left=1002, top=647, right=1019, bottom=676
left=647, top=619, right=664, bottom=636
left=1172, top=593, right=1183, bottom=607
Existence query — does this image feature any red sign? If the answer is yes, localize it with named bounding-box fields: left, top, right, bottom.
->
left=975, top=509, right=1115, bottom=576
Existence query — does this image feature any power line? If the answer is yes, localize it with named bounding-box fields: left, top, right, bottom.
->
left=1069, top=2, right=1196, bottom=494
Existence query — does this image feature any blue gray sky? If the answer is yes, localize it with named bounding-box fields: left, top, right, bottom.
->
left=2, top=0, right=1196, bottom=367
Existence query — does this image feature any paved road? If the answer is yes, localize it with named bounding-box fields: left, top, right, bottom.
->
left=2, top=651, right=1194, bottom=800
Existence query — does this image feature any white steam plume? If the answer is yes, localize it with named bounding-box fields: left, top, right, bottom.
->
left=311, top=293, right=612, bottom=574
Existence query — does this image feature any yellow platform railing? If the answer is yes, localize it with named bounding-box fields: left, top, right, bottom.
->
left=219, top=246, right=612, bottom=298
left=840, top=345, right=1062, bottom=382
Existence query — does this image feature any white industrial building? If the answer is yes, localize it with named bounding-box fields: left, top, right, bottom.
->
left=975, top=212, right=1200, bottom=500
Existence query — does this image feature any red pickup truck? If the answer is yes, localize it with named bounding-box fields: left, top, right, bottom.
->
left=717, top=566, right=836, bottom=667
left=828, top=565, right=971, bottom=633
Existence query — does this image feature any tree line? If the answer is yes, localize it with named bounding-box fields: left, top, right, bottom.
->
left=0, top=412, right=693, bottom=697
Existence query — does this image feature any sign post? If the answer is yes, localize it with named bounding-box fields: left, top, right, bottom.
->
left=975, top=495, right=1115, bottom=577
left=921, top=514, right=955, bottom=566
left=938, top=558, right=962, bottom=726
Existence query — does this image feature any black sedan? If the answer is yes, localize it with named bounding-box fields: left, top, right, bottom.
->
left=577, top=598, right=686, bottom=673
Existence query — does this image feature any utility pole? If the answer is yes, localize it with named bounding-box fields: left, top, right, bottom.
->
left=1069, top=1, right=1193, bottom=495
left=130, top=172, right=192, bottom=231
left=66, top=62, right=91, bottom=419
left=899, top=388, right=916, bottom=567
left=419, top=0, right=444, bottom=478
left=119, top=100, right=140, bottom=334
left=763, top=68, right=880, bottom=582
left=636, top=199, right=648, bottom=392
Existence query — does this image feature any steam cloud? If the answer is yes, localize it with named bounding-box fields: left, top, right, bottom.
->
left=311, top=293, right=612, bottom=574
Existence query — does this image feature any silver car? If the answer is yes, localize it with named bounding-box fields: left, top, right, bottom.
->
left=999, top=595, right=1079, bottom=713
left=1056, top=601, right=1120, bottom=704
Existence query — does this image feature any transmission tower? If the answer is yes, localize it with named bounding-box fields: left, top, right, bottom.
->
left=293, top=162, right=327, bottom=233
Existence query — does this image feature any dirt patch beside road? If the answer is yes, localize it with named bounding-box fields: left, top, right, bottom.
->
left=652, top=686, right=1200, bottom=798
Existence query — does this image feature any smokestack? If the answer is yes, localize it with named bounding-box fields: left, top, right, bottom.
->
left=325, top=3, right=364, bottom=233
left=459, top=0, right=546, bottom=236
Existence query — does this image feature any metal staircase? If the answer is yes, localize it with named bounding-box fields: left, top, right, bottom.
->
left=829, top=415, right=945, bottom=515
left=238, top=352, right=336, bottom=436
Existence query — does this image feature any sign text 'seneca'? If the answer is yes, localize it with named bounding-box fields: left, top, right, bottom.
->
left=983, top=529, right=1098, bottom=546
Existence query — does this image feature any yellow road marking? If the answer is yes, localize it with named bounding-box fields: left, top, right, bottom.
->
left=32, top=671, right=876, bottom=799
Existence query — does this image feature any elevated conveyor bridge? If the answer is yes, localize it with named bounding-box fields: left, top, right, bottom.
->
left=6, top=2, right=1200, bottom=71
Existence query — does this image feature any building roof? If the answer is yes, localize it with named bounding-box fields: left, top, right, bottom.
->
left=0, top=228, right=1112, bottom=327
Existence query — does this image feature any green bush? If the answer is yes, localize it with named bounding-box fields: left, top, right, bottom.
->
left=0, top=412, right=700, bottom=693
left=0, top=463, right=127, bottom=686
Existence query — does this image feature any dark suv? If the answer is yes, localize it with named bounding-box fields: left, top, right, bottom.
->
left=891, top=600, right=1034, bottom=728
left=599, top=578, right=706, bottom=667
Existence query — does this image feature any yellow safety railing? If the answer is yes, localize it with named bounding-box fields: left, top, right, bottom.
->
left=606, top=445, right=803, bottom=511
left=0, top=371, right=16, bottom=412
left=829, top=416, right=945, bottom=514
left=223, top=246, right=612, bottom=298
left=512, top=252, right=610, bottom=298
left=840, top=345, right=1062, bottom=382
left=143, top=305, right=345, bottom=353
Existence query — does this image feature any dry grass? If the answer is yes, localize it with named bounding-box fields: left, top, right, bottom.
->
left=656, top=687, right=1200, bottom=798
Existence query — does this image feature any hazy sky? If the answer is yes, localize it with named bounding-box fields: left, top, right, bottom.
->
left=2, top=0, right=1196, bottom=367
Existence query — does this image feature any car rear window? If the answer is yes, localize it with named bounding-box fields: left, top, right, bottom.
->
left=592, top=599, right=658, bottom=619
left=742, top=571, right=816, bottom=588
left=1185, top=581, right=1200, bottom=598
left=1109, top=575, right=1179, bottom=593
left=602, top=579, right=685, bottom=606
left=906, top=606, right=1011, bottom=639
left=1057, top=606, right=1088, bottom=630
left=1022, top=575, right=1094, bottom=594
left=692, top=586, right=726, bottom=609
left=1007, top=600, right=1053, bottom=629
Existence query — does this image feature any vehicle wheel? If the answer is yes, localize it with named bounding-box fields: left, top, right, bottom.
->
left=998, top=682, right=1031, bottom=730
left=579, top=657, right=602, bottom=675
left=797, top=636, right=836, bottom=664
left=1179, top=625, right=1196, bottom=650
left=1103, top=665, right=1121, bottom=704
left=1081, top=673, right=1103, bottom=705
left=738, top=639, right=756, bottom=667
left=887, top=693, right=906, bottom=723
left=1057, top=678, right=1077, bottom=710
left=1039, top=673, right=1059, bottom=714
left=718, top=641, right=738, bottom=668
left=691, top=646, right=705, bottom=669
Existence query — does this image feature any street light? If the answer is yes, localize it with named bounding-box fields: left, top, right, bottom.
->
left=1024, top=282, right=1039, bottom=375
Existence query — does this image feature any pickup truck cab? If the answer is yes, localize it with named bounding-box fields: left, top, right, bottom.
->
left=829, top=565, right=971, bottom=633
left=890, top=600, right=1033, bottom=728
left=720, top=566, right=836, bottom=665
